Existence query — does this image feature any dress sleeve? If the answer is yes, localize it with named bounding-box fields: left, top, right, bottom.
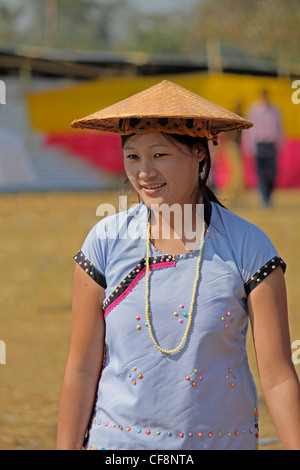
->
left=240, top=223, right=286, bottom=296
left=73, top=220, right=108, bottom=289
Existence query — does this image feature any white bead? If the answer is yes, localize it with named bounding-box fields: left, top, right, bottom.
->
left=144, top=218, right=206, bottom=355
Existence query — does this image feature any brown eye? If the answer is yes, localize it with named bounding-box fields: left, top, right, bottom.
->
left=126, top=154, right=139, bottom=160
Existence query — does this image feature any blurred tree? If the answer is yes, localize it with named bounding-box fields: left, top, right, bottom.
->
left=0, top=0, right=129, bottom=50
left=56, top=0, right=128, bottom=49
left=117, top=11, right=197, bottom=55
left=195, top=0, right=300, bottom=65
left=0, top=0, right=299, bottom=70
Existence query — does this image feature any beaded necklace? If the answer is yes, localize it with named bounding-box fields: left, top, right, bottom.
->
left=145, top=217, right=206, bottom=355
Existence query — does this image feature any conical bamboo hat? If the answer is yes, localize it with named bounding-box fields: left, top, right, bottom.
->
left=71, top=80, right=253, bottom=142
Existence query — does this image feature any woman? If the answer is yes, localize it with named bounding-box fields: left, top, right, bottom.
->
left=57, top=81, right=300, bottom=450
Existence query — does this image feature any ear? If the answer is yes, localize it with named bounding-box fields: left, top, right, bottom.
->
left=192, top=143, right=207, bottom=163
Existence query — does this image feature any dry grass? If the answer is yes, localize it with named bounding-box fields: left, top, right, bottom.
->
left=0, top=189, right=299, bottom=450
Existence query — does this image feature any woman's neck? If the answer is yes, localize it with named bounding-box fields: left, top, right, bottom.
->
left=149, top=198, right=205, bottom=254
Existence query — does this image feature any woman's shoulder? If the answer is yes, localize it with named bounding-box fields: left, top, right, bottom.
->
left=77, top=202, right=147, bottom=280
left=93, top=201, right=147, bottom=235
left=109, top=201, right=146, bottom=221
left=210, top=202, right=277, bottom=261
left=210, top=202, right=283, bottom=287
left=210, top=202, right=267, bottom=240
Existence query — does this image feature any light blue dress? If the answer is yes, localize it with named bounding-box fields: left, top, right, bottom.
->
left=74, top=200, right=285, bottom=450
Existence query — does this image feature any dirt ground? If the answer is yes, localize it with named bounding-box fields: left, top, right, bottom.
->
left=0, top=189, right=299, bottom=450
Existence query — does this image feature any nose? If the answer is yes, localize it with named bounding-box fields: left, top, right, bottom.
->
left=138, top=159, right=157, bottom=179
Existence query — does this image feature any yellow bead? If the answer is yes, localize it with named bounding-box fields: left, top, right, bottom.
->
left=173, top=312, right=178, bottom=317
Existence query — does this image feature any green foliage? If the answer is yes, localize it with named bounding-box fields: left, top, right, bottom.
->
left=0, top=0, right=299, bottom=63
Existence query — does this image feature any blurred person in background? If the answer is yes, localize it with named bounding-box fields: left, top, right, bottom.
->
left=217, top=100, right=245, bottom=204
left=246, top=90, right=283, bottom=207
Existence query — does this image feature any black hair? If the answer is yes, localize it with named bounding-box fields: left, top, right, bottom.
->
left=120, top=133, right=225, bottom=208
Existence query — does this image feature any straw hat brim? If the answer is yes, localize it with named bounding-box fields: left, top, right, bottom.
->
left=71, top=80, right=253, bottom=140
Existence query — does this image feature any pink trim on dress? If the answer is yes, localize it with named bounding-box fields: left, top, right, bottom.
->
left=104, top=261, right=175, bottom=319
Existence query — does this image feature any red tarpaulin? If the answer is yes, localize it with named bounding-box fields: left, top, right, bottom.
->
left=244, top=139, right=300, bottom=188
left=44, top=132, right=125, bottom=175
left=213, top=138, right=300, bottom=189
left=45, top=133, right=300, bottom=187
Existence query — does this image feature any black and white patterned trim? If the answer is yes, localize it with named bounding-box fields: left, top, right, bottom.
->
left=244, top=256, right=286, bottom=296
left=73, top=250, right=107, bottom=289
left=102, top=254, right=176, bottom=314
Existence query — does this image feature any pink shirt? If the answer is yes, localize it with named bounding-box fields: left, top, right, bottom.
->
left=247, top=100, right=283, bottom=149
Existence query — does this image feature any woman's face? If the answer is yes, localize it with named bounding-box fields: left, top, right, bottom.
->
left=123, top=133, right=206, bottom=209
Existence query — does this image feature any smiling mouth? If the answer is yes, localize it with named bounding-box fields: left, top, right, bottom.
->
left=141, top=183, right=167, bottom=190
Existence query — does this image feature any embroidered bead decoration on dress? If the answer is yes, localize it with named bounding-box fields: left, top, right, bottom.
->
left=145, top=217, right=206, bottom=354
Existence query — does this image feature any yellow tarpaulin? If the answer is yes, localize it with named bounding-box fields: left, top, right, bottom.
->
left=27, top=72, right=300, bottom=137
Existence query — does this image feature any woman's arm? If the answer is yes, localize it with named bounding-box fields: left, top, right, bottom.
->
left=248, top=267, right=300, bottom=450
left=57, top=263, right=106, bottom=450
